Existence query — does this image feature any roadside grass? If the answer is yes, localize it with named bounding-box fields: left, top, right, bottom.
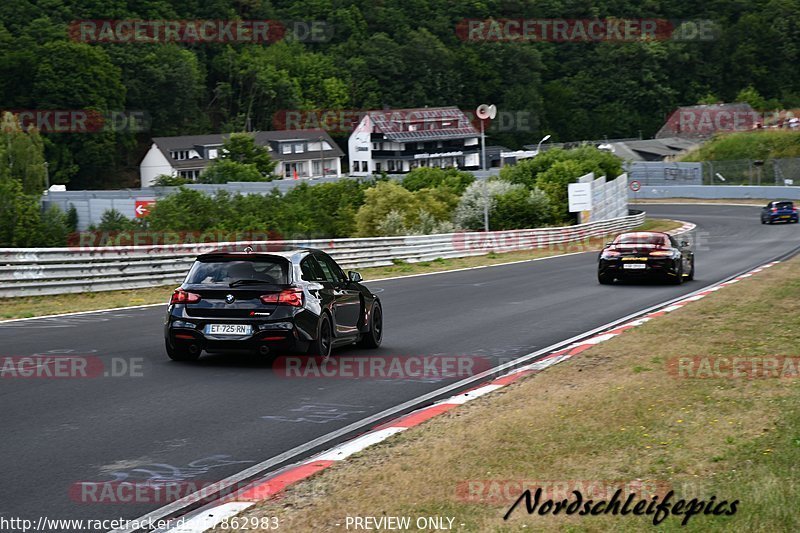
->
left=0, top=218, right=682, bottom=321
left=217, top=257, right=800, bottom=533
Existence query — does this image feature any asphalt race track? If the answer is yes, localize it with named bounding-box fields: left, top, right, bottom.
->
left=2, top=204, right=799, bottom=527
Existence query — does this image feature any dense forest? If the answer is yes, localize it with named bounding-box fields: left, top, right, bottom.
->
left=1, top=0, right=798, bottom=189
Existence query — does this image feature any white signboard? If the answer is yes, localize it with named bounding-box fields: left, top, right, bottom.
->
left=568, top=183, right=593, bottom=212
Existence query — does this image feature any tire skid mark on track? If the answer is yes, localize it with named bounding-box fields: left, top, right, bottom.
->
left=154, top=258, right=780, bottom=533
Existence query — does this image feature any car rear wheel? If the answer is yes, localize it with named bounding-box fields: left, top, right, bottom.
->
left=598, top=272, right=614, bottom=285
left=165, top=340, right=201, bottom=362
left=308, top=313, right=333, bottom=360
left=357, top=302, right=383, bottom=348
left=686, top=257, right=695, bottom=281
left=671, top=264, right=684, bottom=284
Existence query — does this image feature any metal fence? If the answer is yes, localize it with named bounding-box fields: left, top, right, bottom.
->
left=703, top=158, right=800, bottom=186
left=0, top=211, right=645, bottom=298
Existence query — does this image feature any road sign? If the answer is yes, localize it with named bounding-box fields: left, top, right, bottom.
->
left=568, top=183, right=593, bottom=212
left=629, top=180, right=641, bottom=192
left=134, top=199, right=156, bottom=218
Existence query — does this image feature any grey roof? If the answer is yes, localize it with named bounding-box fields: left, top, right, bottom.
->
left=151, top=130, right=344, bottom=168
left=366, top=107, right=480, bottom=142
left=608, top=137, right=701, bottom=161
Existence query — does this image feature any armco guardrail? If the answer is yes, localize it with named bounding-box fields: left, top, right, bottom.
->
left=0, top=211, right=645, bottom=298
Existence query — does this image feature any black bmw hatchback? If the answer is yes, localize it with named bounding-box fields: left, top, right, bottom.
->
left=164, top=247, right=382, bottom=361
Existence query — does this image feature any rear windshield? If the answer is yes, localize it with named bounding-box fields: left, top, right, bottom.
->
left=614, top=234, right=669, bottom=246
left=775, top=202, right=794, bottom=209
left=186, top=258, right=289, bottom=285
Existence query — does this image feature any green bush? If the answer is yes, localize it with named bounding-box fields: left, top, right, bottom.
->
left=401, top=167, right=475, bottom=194
left=355, top=181, right=458, bottom=236
left=492, top=187, right=552, bottom=230
left=97, top=208, right=138, bottom=232
left=146, top=188, right=222, bottom=231
left=152, top=174, right=190, bottom=186
left=198, top=160, right=267, bottom=183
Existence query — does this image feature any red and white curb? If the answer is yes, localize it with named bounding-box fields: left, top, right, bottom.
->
left=161, top=260, right=780, bottom=533
left=666, top=220, right=696, bottom=235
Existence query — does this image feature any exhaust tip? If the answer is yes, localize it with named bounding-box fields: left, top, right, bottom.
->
left=259, top=345, right=270, bottom=356
left=189, top=344, right=200, bottom=355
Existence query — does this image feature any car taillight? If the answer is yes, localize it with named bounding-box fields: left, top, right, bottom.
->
left=170, top=289, right=201, bottom=304
left=601, top=250, right=620, bottom=257
left=649, top=250, right=673, bottom=256
left=793, top=208, right=798, bottom=213
left=772, top=208, right=778, bottom=213
left=260, top=288, right=303, bottom=307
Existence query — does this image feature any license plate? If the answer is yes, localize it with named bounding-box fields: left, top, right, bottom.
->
left=623, top=263, right=647, bottom=270
left=205, top=324, right=252, bottom=336
left=781, top=215, right=790, bottom=219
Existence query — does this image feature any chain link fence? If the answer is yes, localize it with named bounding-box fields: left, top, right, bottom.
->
left=702, top=157, right=800, bottom=185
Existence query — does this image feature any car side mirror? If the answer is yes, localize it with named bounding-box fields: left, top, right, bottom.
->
left=680, top=241, right=690, bottom=248
left=348, top=271, right=363, bottom=283
left=605, top=242, right=613, bottom=247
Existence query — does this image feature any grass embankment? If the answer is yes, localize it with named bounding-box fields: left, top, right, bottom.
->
left=218, top=257, right=800, bottom=533
left=0, top=219, right=682, bottom=320
left=681, top=130, right=800, bottom=162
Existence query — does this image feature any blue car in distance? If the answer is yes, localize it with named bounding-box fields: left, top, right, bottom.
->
left=761, top=201, right=798, bottom=224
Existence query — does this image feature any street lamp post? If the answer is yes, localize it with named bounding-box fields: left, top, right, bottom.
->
left=536, top=134, right=551, bottom=155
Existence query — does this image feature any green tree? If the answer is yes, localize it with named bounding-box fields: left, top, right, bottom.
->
left=0, top=112, right=47, bottom=194
left=97, top=208, right=137, bottom=232
left=198, top=160, right=267, bottom=184
left=217, top=133, right=277, bottom=176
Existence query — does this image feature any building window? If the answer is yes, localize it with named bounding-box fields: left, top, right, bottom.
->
left=208, top=148, right=218, bottom=159
left=417, top=143, right=424, bottom=149
left=361, top=161, right=368, bottom=172
left=178, top=169, right=200, bottom=181
left=171, top=150, right=192, bottom=161
left=352, top=162, right=359, bottom=173
left=372, top=143, right=380, bottom=150
left=388, top=160, right=395, bottom=171
left=281, top=144, right=291, bottom=154
left=294, top=143, right=304, bottom=153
